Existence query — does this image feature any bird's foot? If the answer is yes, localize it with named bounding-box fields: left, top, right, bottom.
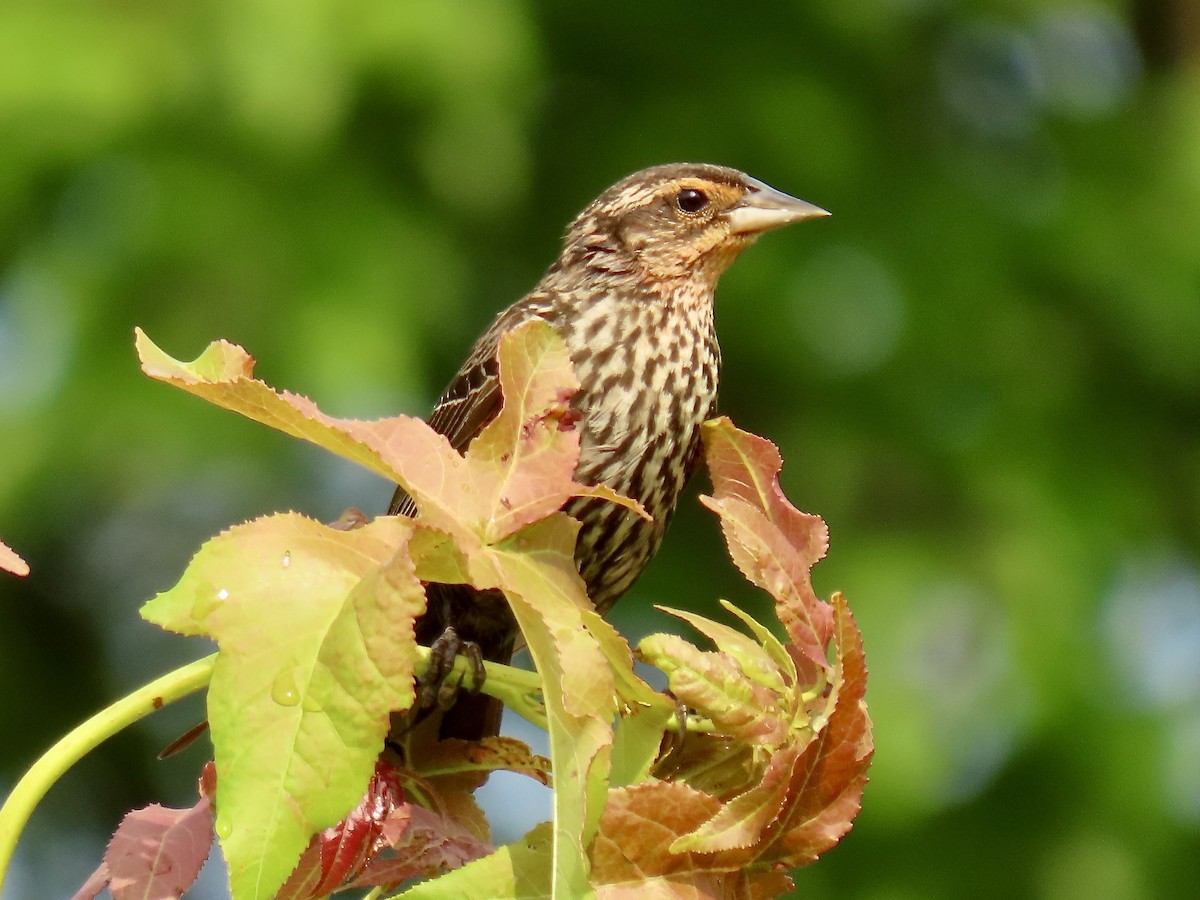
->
left=419, top=626, right=487, bottom=711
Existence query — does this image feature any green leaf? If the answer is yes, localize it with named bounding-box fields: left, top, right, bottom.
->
left=638, top=632, right=788, bottom=750
left=399, top=823, right=555, bottom=900
left=142, top=513, right=425, bottom=900
left=584, top=610, right=675, bottom=788
left=489, top=515, right=613, bottom=898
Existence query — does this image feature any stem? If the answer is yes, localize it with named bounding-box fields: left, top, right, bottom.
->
left=0, top=654, right=216, bottom=890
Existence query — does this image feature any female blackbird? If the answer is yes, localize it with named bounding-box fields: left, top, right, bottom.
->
left=390, top=163, right=828, bottom=739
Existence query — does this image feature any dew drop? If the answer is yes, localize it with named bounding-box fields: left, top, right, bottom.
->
left=216, top=818, right=233, bottom=839
left=282, top=551, right=291, bottom=569
left=271, top=671, right=301, bottom=707
left=216, top=588, right=229, bottom=601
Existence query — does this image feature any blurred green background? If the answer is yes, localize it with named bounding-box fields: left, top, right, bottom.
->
left=2, top=1, right=1199, bottom=897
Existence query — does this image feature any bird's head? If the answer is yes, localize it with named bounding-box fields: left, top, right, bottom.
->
left=562, top=163, right=829, bottom=286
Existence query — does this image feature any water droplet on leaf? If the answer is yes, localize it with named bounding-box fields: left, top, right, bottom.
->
left=216, top=818, right=233, bottom=839
left=271, top=671, right=301, bottom=707
left=282, top=551, right=291, bottom=569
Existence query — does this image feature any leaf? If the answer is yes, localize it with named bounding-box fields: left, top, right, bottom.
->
left=137, top=324, right=646, bottom=550
left=671, top=595, right=872, bottom=865
left=397, top=822, right=555, bottom=900
left=590, top=782, right=792, bottom=899
left=103, top=798, right=215, bottom=900
left=274, top=760, right=402, bottom=898
left=413, top=735, right=553, bottom=785
left=136, top=329, right=411, bottom=485
left=385, top=321, right=646, bottom=554
left=700, top=417, right=833, bottom=672
left=347, top=803, right=493, bottom=889
left=0, top=538, right=29, bottom=577
left=585, top=610, right=676, bottom=788
left=488, top=515, right=616, bottom=897
left=638, top=632, right=788, bottom=749
left=141, top=513, right=426, bottom=900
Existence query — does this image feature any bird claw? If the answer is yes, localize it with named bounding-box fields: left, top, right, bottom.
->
left=658, top=691, right=691, bottom=760
left=419, top=626, right=486, bottom=711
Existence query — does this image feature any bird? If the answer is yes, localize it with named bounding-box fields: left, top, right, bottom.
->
left=390, top=163, right=828, bottom=741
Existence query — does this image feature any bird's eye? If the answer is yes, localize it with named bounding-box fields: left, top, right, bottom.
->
left=675, top=188, right=710, bottom=214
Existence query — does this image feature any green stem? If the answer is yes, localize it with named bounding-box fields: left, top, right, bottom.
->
left=0, top=654, right=216, bottom=890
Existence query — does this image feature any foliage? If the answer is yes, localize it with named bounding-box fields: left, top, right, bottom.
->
left=4, top=323, right=867, bottom=898
left=3, top=3, right=1199, bottom=899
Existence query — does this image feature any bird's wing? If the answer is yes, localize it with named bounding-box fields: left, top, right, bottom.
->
left=388, top=300, right=551, bottom=517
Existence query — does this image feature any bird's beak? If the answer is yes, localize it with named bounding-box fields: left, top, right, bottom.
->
left=726, top=177, right=830, bottom=234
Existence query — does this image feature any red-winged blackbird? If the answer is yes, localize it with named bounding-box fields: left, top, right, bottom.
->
left=391, top=163, right=828, bottom=740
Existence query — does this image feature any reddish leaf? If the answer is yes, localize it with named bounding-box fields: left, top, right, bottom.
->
left=701, top=418, right=833, bottom=675
left=0, top=538, right=29, bottom=577
left=99, top=798, right=214, bottom=900
left=348, top=803, right=493, bottom=888
left=591, top=782, right=793, bottom=899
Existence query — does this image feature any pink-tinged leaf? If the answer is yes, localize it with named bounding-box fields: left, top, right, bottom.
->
left=71, top=863, right=110, bottom=900
left=591, top=782, right=793, bottom=899
left=100, top=798, right=214, bottom=900
left=389, top=322, right=646, bottom=550
left=137, top=324, right=644, bottom=556
left=701, top=418, right=833, bottom=671
left=657, top=605, right=789, bottom=696
left=141, top=513, right=427, bottom=900
left=136, top=328, right=415, bottom=486
left=701, top=418, right=828, bottom=565
left=0, top=538, right=29, bottom=577
left=348, top=803, right=493, bottom=888
left=775, top=594, right=873, bottom=865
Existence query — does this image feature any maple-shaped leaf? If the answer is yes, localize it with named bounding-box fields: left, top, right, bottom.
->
left=382, top=322, right=645, bottom=564
left=141, top=514, right=424, bottom=900
left=699, top=417, right=832, bottom=671
left=136, top=328, right=409, bottom=486
left=590, top=782, right=793, bottom=899
left=0, top=537, right=29, bottom=577
left=136, top=322, right=644, bottom=552
left=72, top=798, right=215, bottom=900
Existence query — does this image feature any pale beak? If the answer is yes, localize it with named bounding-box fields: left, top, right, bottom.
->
left=726, top=176, right=830, bottom=234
